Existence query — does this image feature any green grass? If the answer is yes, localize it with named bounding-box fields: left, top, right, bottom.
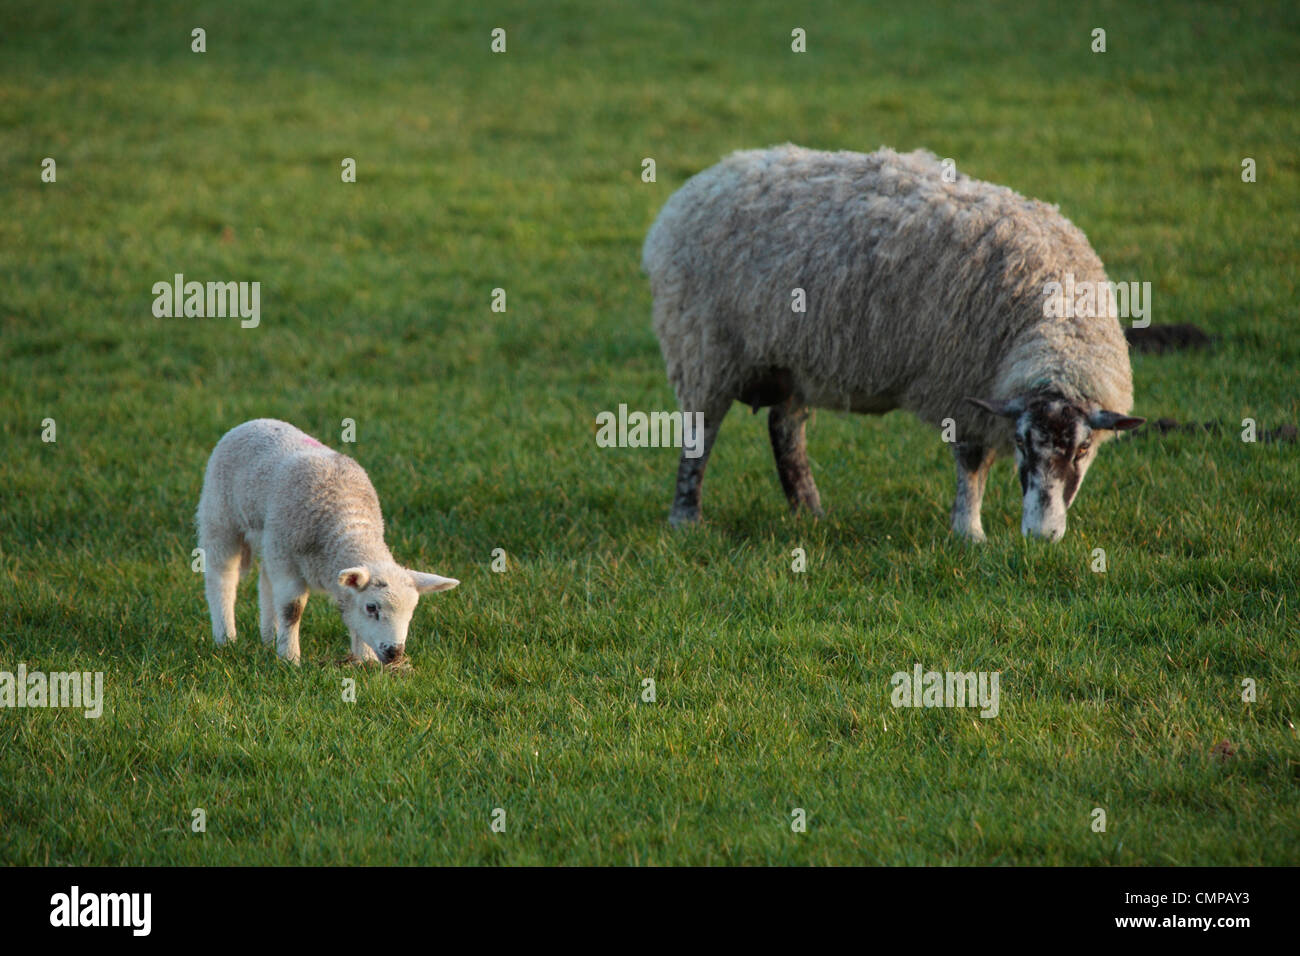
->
left=1, top=0, right=1297, bottom=865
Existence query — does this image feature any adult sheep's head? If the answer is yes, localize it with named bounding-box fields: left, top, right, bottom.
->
left=966, top=393, right=1144, bottom=541
left=336, top=564, right=459, bottom=663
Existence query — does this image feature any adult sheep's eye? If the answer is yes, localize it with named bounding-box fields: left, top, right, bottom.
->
left=365, top=603, right=380, bottom=619
left=1074, top=443, right=1091, bottom=460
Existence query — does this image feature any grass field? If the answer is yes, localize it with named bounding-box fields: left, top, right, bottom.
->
left=1, top=0, right=1297, bottom=865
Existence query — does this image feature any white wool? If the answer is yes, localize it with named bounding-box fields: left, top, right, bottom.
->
left=196, top=419, right=457, bottom=662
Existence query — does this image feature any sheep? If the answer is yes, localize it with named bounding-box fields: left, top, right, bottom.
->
left=196, top=419, right=459, bottom=663
left=642, top=144, right=1145, bottom=541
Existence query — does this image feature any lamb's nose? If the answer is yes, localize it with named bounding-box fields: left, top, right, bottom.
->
left=381, top=645, right=403, bottom=663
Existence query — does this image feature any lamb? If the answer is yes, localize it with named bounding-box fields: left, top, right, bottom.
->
left=642, top=145, right=1145, bottom=541
left=196, top=419, right=459, bottom=663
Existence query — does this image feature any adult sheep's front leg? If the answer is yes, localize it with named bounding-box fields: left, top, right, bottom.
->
left=668, top=399, right=729, bottom=527
left=951, top=442, right=996, bottom=541
left=768, top=399, right=823, bottom=516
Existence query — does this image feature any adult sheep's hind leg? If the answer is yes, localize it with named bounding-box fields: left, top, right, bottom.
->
left=768, top=399, right=823, bottom=516
left=951, top=442, right=996, bottom=542
left=668, top=397, right=730, bottom=527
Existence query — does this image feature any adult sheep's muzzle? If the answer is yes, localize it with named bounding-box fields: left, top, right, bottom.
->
left=1019, top=486, right=1069, bottom=542
left=1022, top=518, right=1067, bottom=542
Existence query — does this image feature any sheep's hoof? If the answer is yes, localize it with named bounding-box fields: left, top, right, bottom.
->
left=668, top=508, right=702, bottom=528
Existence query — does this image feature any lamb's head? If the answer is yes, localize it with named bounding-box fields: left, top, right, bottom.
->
left=336, top=564, right=459, bottom=663
left=967, top=392, right=1144, bottom=541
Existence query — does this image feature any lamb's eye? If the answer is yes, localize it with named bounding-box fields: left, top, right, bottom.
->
left=1074, top=443, right=1091, bottom=460
left=365, top=602, right=380, bottom=619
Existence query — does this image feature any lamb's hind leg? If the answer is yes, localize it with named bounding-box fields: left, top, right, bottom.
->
left=201, top=534, right=244, bottom=645
left=951, top=442, right=996, bottom=541
left=668, top=398, right=730, bottom=527
left=258, top=565, right=275, bottom=646
left=768, top=399, right=823, bottom=516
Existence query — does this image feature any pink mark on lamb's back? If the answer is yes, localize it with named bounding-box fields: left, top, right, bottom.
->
left=302, top=435, right=325, bottom=448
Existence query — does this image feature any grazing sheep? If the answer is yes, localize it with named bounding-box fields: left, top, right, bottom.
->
left=196, top=419, right=458, bottom=663
left=643, top=145, right=1144, bottom=540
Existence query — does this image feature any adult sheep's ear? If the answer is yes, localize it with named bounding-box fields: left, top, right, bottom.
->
left=338, top=567, right=371, bottom=590
left=965, top=396, right=1025, bottom=418
left=409, top=571, right=459, bottom=594
left=1088, top=409, right=1146, bottom=431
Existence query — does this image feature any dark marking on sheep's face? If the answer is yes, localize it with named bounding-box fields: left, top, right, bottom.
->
left=1016, top=457, right=1031, bottom=496
left=738, top=367, right=794, bottom=412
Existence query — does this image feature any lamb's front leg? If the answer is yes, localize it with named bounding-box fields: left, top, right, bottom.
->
left=349, top=632, right=380, bottom=663
left=951, top=442, right=996, bottom=541
left=272, top=578, right=309, bottom=663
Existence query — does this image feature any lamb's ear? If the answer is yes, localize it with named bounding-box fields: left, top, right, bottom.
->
left=1088, top=409, right=1146, bottom=431
left=409, top=571, right=460, bottom=594
left=338, top=567, right=371, bottom=591
left=965, top=396, right=1025, bottom=418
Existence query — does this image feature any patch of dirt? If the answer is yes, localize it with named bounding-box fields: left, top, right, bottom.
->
left=1125, top=323, right=1214, bottom=354
left=1210, top=740, right=1237, bottom=762
left=333, top=654, right=414, bottom=673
